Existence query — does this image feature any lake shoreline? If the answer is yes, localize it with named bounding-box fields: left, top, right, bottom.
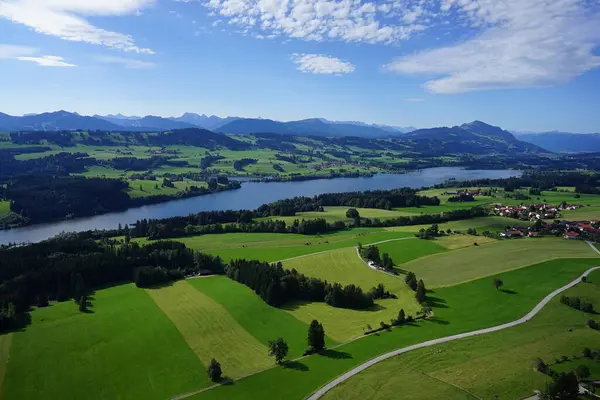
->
left=0, top=167, right=522, bottom=245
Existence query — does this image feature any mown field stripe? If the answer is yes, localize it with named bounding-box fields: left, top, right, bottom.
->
left=146, top=281, right=273, bottom=379
left=188, top=276, right=327, bottom=358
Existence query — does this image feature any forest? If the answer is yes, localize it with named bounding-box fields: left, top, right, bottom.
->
left=0, top=237, right=224, bottom=332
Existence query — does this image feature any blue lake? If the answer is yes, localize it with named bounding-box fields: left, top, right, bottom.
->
left=0, top=167, right=521, bottom=245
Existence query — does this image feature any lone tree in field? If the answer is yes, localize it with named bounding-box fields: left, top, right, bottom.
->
left=268, top=338, right=289, bottom=364
left=346, top=208, right=360, bottom=219
left=307, top=320, right=326, bottom=352
left=539, top=372, right=579, bottom=399
left=78, top=295, right=88, bottom=312
left=416, top=280, right=426, bottom=303
left=397, top=308, right=406, bottom=324
left=207, top=358, right=222, bottom=382
left=493, top=278, right=504, bottom=290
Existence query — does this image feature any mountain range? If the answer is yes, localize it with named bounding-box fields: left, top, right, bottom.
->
left=513, top=131, right=600, bottom=153
left=0, top=110, right=595, bottom=154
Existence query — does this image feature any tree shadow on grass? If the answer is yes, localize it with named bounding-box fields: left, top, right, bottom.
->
left=220, top=377, right=235, bottom=386
left=500, top=289, right=518, bottom=295
left=283, top=360, right=309, bottom=371
left=426, top=295, right=449, bottom=309
left=425, top=317, right=450, bottom=325
left=322, top=349, right=352, bottom=360
left=144, top=280, right=176, bottom=290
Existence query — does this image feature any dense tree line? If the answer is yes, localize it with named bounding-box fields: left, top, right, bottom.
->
left=106, top=156, right=189, bottom=171
left=0, top=235, right=224, bottom=328
left=200, top=155, right=224, bottom=169
left=560, top=295, right=594, bottom=313
left=0, top=152, right=94, bottom=182
left=258, top=188, right=440, bottom=216
left=2, top=174, right=241, bottom=227
left=433, top=171, right=600, bottom=195
left=226, top=259, right=374, bottom=310
left=0, top=236, right=224, bottom=332
left=233, top=158, right=258, bottom=171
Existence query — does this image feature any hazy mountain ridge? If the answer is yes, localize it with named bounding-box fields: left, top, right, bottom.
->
left=513, top=131, right=600, bottom=153
left=216, top=117, right=405, bottom=138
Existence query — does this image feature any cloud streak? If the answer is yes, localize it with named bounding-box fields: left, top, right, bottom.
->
left=385, top=0, right=600, bottom=93
left=17, top=55, right=76, bottom=67
left=0, top=0, right=154, bottom=53
left=96, top=55, right=155, bottom=69
left=0, top=44, right=75, bottom=67
left=291, top=53, right=354, bottom=74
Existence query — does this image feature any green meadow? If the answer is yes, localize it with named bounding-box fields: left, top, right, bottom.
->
left=1, top=284, right=206, bottom=400
left=0, top=201, right=9, bottom=216
left=323, top=276, right=600, bottom=400
left=188, top=276, right=330, bottom=359
left=146, top=281, right=273, bottom=378
left=190, top=258, right=600, bottom=400
left=403, top=238, right=598, bottom=287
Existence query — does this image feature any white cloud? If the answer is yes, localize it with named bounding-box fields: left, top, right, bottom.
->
left=385, top=0, right=600, bottom=93
left=17, top=55, right=76, bottom=67
left=179, top=0, right=434, bottom=44
left=404, top=97, right=424, bottom=102
left=291, top=53, right=354, bottom=75
left=1, top=43, right=75, bottom=66
left=0, top=0, right=154, bottom=53
left=96, top=55, right=155, bottom=68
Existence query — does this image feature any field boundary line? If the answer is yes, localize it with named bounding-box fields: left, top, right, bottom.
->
left=305, top=265, right=600, bottom=400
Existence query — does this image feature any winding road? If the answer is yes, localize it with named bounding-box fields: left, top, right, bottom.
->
left=307, top=242, right=600, bottom=400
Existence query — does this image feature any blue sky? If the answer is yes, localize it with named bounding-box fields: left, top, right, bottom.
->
left=1, top=0, right=599, bottom=132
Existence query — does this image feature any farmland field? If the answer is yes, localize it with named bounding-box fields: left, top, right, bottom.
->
left=0, top=201, right=9, bottom=216
left=403, top=238, right=598, bottom=287
left=375, top=238, right=447, bottom=266
left=1, top=284, right=206, bottom=400
left=151, top=229, right=414, bottom=262
left=281, top=248, right=421, bottom=341
left=188, top=276, right=329, bottom=358
left=322, top=276, right=600, bottom=400
left=190, top=258, right=600, bottom=400
left=146, top=281, right=273, bottom=378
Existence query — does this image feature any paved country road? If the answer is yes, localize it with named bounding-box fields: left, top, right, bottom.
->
left=307, top=243, right=600, bottom=400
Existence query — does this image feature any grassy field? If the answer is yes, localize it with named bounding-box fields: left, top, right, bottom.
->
left=375, top=238, right=447, bottom=266
left=403, top=238, right=598, bottom=287
left=384, top=216, right=531, bottom=234
left=190, top=258, right=600, bottom=400
left=146, top=281, right=273, bottom=379
left=0, top=334, right=11, bottom=394
left=323, top=277, right=600, bottom=400
left=1, top=283, right=206, bottom=400
left=188, top=277, right=331, bottom=359
left=434, top=234, right=497, bottom=250
left=148, top=229, right=414, bottom=262
left=0, top=201, right=9, bottom=216
left=280, top=248, right=421, bottom=341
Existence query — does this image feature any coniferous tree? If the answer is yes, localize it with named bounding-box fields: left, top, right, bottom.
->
left=416, top=280, right=426, bottom=303
left=78, top=295, right=88, bottom=312
left=397, top=308, right=406, bottom=324
left=307, top=320, right=325, bottom=352
left=207, top=358, right=222, bottom=382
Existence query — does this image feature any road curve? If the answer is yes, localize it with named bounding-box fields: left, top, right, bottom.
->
left=307, top=263, right=600, bottom=400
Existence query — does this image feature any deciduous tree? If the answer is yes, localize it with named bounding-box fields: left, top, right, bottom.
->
left=268, top=338, right=289, bottom=364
